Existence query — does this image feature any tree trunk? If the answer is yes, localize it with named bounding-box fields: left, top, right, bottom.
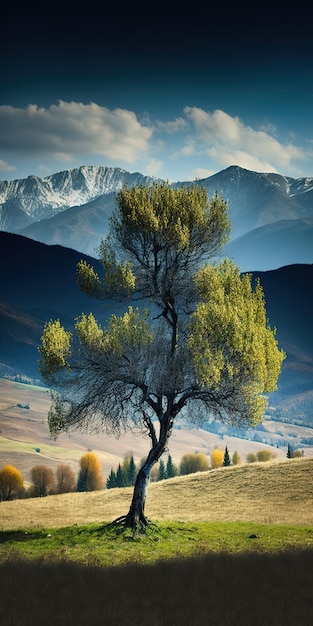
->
left=123, top=412, right=174, bottom=532
left=124, top=451, right=157, bottom=531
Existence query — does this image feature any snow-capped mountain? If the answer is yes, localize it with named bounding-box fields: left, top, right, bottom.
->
left=1, top=164, right=312, bottom=270
left=0, top=165, right=157, bottom=224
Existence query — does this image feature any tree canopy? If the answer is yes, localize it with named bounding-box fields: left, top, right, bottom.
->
left=38, top=181, right=285, bottom=530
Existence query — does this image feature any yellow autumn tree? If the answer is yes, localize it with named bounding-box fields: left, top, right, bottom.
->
left=210, top=448, right=224, bottom=469
left=0, top=464, right=24, bottom=501
left=77, top=452, right=104, bottom=492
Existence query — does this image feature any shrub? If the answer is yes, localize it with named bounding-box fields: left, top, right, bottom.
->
left=256, top=450, right=276, bottom=462
left=30, top=465, right=55, bottom=497
left=56, top=464, right=76, bottom=493
left=0, top=464, right=24, bottom=501
left=246, top=453, right=257, bottom=463
left=180, top=452, right=209, bottom=475
left=232, top=450, right=241, bottom=465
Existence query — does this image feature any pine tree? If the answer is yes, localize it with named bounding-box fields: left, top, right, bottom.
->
left=158, top=459, right=166, bottom=481
left=106, top=468, right=117, bottom=489
left=287, top=443, right=292, bottom=458
left=116, top=463, right=127, bottom=487
left=166, top=454, right=177, bottom=478
left=127, top=454, right=137, bottom=486
left=223, top=446, right=231, bottom=466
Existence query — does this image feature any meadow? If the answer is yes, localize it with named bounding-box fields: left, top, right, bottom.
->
left=0, top=457, right=312, bottom=625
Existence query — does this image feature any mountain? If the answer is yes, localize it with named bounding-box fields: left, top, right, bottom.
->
left=1, top=164, right=313, bottom=270
left=0, top=232, right=312, bottom=424
left=222, top=217, right=313, bottom=272
left=0, top=232, right=125, bottom=381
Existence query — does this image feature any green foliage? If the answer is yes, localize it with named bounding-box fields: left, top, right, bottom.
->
left=166, top=454, right=177, bottom=479
left=223, top=446, right=231, bottom=466
left=0, top=464, right=24, bottom=501
left=179, top=452, right=209, bottom=475
left=77, top=452, right=104, bottom=492
left=189, top=259, right=285, bottom=426
left=158, top=459, right=166, bottom=481
left=38, top=319, right=72, bottom=381
left=106, top=453, right=138, bottom=489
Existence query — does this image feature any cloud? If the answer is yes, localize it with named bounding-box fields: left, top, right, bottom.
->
left=156, top=117, right=188, bottom=133
left=0, top=101, right=153, bottom=164
left=182, top=107, right=306, bottom=173
left=0, top=159, right=15, bottom=172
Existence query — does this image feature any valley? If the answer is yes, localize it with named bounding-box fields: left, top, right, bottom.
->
left=0, top=379, right=312, bottom=488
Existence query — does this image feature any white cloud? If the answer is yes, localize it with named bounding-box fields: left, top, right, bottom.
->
left=156, top=117, right=188, bottom=133
left=0, top=159, right=15, bottom=172
left=145, top=158, right=164, bottom=177
left=0, top=101, right=153, bottom=164
left=182, top=107, right=306, bottom=173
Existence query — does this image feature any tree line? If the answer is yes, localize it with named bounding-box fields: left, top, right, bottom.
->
left=0, top=445, right=303, bottom=501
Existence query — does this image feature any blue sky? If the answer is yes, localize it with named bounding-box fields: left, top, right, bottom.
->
left=1, top=4, right=313, bottom=183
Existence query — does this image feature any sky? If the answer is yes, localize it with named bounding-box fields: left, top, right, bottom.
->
left=1, top=4, right=313, bottom=183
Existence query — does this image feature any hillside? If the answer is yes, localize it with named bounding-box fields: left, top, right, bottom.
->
left=0, top=457, right=312, bottom=530
left=0, top=379, right=312, bottom=489
left=1, top=231, right=312, bottom=422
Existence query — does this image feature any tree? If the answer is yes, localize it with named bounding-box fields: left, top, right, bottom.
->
left=106, top=468, right=117, bottom=489
left=223, top=446, right=231, bottom=466
left=122, top=453, right=137, bottom=486
left=256, top=449, right=276, bottom=462
left=232, top=450, right=241, bottom=465
left=38, top=181, right=285, bottom=531
left=31, top=465, right=55, bottom=497
left=77, top=452, right=104, bottom=492
left=210, top=448, right=224, bottom=469
left=287, top=443, right=292, bottom=458
left=166, top=454, right=177, bottom=479
left=179, top=452, right=209, bottom=475
left=56, top=464, right=76, bottom=493
left=0, top=464, right=24, bottom=501
left=158, top=459, right=166, bottom=481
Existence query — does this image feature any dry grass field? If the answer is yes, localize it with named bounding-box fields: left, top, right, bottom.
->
left=1, top=456, right=312, bottom=530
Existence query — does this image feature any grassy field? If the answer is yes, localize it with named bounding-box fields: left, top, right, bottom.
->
left=0, top=457, right=312, bottom=624
left=1, top=456, right=312, bottom=530
left=1, top=379, right=313, bottom=624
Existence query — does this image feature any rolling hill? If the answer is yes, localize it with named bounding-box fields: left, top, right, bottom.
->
left=1, top=231, right=313, bottom=423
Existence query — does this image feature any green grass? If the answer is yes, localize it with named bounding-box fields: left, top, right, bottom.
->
left=1, top=520, right=312, bottom=567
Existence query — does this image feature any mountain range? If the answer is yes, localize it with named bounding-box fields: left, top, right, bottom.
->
left=0, top=164, right=312, bottom=426
left=1, top=164, right=313, bottom=271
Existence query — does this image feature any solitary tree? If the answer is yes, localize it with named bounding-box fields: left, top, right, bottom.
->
left=0, top=464, right=24, bottom=501
left=38, top=181, right=285, bottom=531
